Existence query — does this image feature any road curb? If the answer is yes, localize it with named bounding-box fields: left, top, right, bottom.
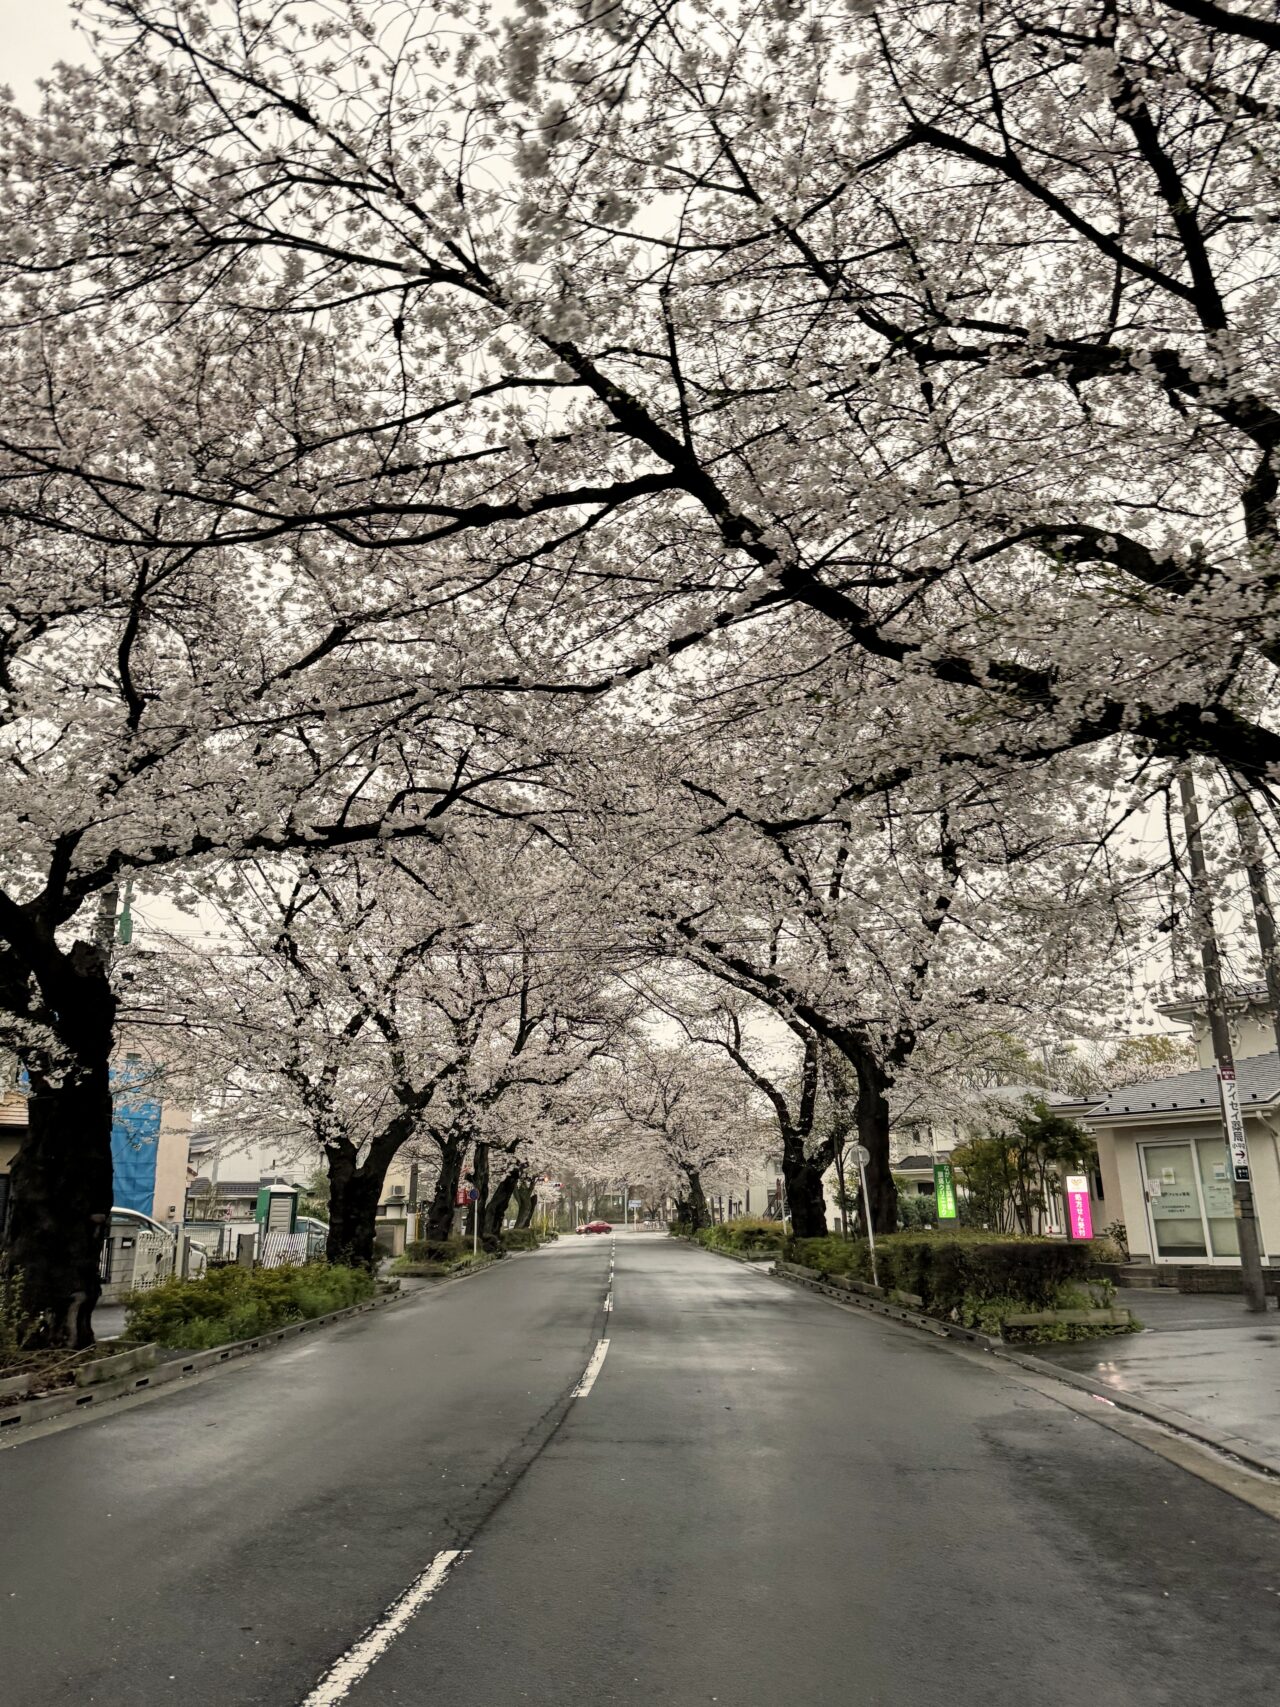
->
left=770, top=1264, right=998, bottom=1348
left=987, top=1343, right=1280, bottom=1480
left=770, top=1265, right=1280, bottom=1483
left=692, top=1244, right=779, bottom=1267
left=0, top=1288, right=410, bottom=1439
left=0, top=1247, right=546, bottom=1444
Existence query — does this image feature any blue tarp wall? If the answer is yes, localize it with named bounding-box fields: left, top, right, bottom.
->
left=110, top=1066, right=163, bottom=1215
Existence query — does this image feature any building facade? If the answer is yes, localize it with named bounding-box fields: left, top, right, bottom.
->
left=1088, top=997, right=1280, bottom=1270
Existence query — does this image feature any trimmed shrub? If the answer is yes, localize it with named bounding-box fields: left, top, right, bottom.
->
left=720, top=1217, right=786, bottom=1252
left=668, top=1221, right=692, bottom=1238
left=405, top=1237, right=468, bottom=1264
left=124, top=1263, right=377, bottom=1349
left=788, top=1230, right=1091, bottom=1316
left=787, top=1235, right=859, bottom=1275
left=501, top=1228, right=542, bottom=1251
left=693, top=1217, right=787, bottom=1254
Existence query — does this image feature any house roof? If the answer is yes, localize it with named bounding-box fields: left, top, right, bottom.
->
left=980, top=1081, right=1097, bottom=1112
left=1086, top=1050, right=1280, bottom=1119
left=894, top=1153, right=938, bottom=1172
left=190, top=1177, right=295, bottom=1197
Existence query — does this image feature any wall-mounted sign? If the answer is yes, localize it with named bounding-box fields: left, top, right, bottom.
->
left=1217, top=1067, right=1252, bottom=1182
left=933, top=1162, right=957, bottom=1220
left=1064, top=1174, right=1093, bottom=1241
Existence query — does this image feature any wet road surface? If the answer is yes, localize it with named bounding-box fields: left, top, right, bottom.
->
left=2, top=1234, right=1277, bottom=1706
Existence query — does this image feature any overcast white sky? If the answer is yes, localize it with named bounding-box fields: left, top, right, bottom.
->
left=2, top=1, right=84, bottom=103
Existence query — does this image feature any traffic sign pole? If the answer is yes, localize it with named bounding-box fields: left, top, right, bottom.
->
left=853, top=1144, right=877, bottom=1289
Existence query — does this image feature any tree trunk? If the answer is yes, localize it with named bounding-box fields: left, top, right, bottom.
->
left=325, top=1118, right=417, bottom=1268
left=780, top=1144, right=830, bottom=1238
left=852, top=1055, right=897, bottom=1235
left=683, top=1169, right=710, bottom=1232
left=423, top=1133, right=468, bottom=1240
left=2, top=954, right=116, bottom=1349
left=513, top=1177, right=536, bottom=1229
left=468, top=1141, right=490, bottom=1242
left=482, top=1166, right=520, bottom=1241
left=325, top=1145, right=384, bottom=1269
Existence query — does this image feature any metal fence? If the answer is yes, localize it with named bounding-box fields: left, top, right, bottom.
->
left=100, top=1221, right=330, bottom=1295
left=257, top=1229, right=309, bottom=1268
left=99, top=1228, right=177, bottom=1296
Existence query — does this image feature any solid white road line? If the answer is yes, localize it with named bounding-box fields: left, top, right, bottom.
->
left=572, top=1338, right=611, bottom=1397
left=299, top=1549, right=468, bottom=1707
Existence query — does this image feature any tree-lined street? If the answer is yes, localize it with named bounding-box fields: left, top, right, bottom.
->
left=0, top=4, right=1279, bottom=1697
left=3, top=1237, right=1277, bottom=1707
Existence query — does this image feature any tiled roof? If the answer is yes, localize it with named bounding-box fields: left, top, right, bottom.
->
left=1086, top=1050, right=1280, bottom=1118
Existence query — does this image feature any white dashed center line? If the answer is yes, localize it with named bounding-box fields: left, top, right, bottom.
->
left=299, top=1549, right=468, bottom=1706
left=572, top=1339, right=611, bottom=1398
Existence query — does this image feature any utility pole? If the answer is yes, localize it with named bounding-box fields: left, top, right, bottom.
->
left=1233, top=796, right=1280, bottom=1063
left=1178, top=770, right=1268, bottom=1313
left=94, top=884, right=120, bottom=952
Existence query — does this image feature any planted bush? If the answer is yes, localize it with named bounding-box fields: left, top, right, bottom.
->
left=787, top=1230, right=1091, bottom=1315
left=706, top=1217, right=787, bottom=1253
left=124, top=1263, right=377, bottom=1349
left=501, top=1228, right=542, bottom=1251
left=405, top=1237, right=468, bottom=1264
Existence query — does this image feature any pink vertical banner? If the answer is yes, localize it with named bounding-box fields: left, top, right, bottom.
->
left=1064, top=1174, right=1093, bottom=1240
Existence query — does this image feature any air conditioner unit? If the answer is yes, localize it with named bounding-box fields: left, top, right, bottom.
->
left=390, top=1186, right=405, bottom=1199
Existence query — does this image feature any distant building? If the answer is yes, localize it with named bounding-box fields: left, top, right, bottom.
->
left=0, top=1049, right=191, bottom=1234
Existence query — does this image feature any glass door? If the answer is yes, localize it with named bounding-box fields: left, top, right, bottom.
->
left=1194, top=1139, right=1240, bottom=1258
left=1140, top=1143, right=1208, bottom=1259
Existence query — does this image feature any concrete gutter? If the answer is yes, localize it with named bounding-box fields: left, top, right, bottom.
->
left=0, top=1290, right=409, bottom=1438
left=695, top=1244, right=778, bottom=1266
left=769, top=1262, right=1280, bottom=1484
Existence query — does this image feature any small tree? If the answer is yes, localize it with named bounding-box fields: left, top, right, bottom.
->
left=952, top=1100, right=1096, bottom=1236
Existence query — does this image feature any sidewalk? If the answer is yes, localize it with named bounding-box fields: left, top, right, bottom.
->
left=1032, top=1288, right=1280, bottom=1469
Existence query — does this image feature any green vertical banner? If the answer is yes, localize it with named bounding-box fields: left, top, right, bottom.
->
left=933, top=1162, right=957, bottom=1220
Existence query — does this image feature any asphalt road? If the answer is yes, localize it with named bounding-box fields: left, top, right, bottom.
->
left=1, top=1235, right=1277, bottom=1707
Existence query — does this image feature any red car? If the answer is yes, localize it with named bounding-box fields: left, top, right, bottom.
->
left=577, top=1220, right=612, bottom=1234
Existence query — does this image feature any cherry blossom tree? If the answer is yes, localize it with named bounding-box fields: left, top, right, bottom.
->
left=2, top=0, right=1278, bottom=1332
left=615, top=1041, right=766, bottom=1231
left=148, top=830, right=636, bottom=1259
left=630, top=972, right=834, bottom=1235
left=2, top=0, right=1278, bottom=793
left=0, top=439, right=575, bottom=1342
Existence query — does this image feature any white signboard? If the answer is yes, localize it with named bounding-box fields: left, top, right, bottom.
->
left=1217, top=1068, right=1251, bottom=1182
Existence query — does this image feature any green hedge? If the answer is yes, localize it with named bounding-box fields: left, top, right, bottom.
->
left=501, top=1228, right=541, bottom=1251
left=787, top=1230, right=1091, bottom=1315
left=696, top=1218, right=788, bottom=1254
left=124, top=1263, right=378, bottom=1350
